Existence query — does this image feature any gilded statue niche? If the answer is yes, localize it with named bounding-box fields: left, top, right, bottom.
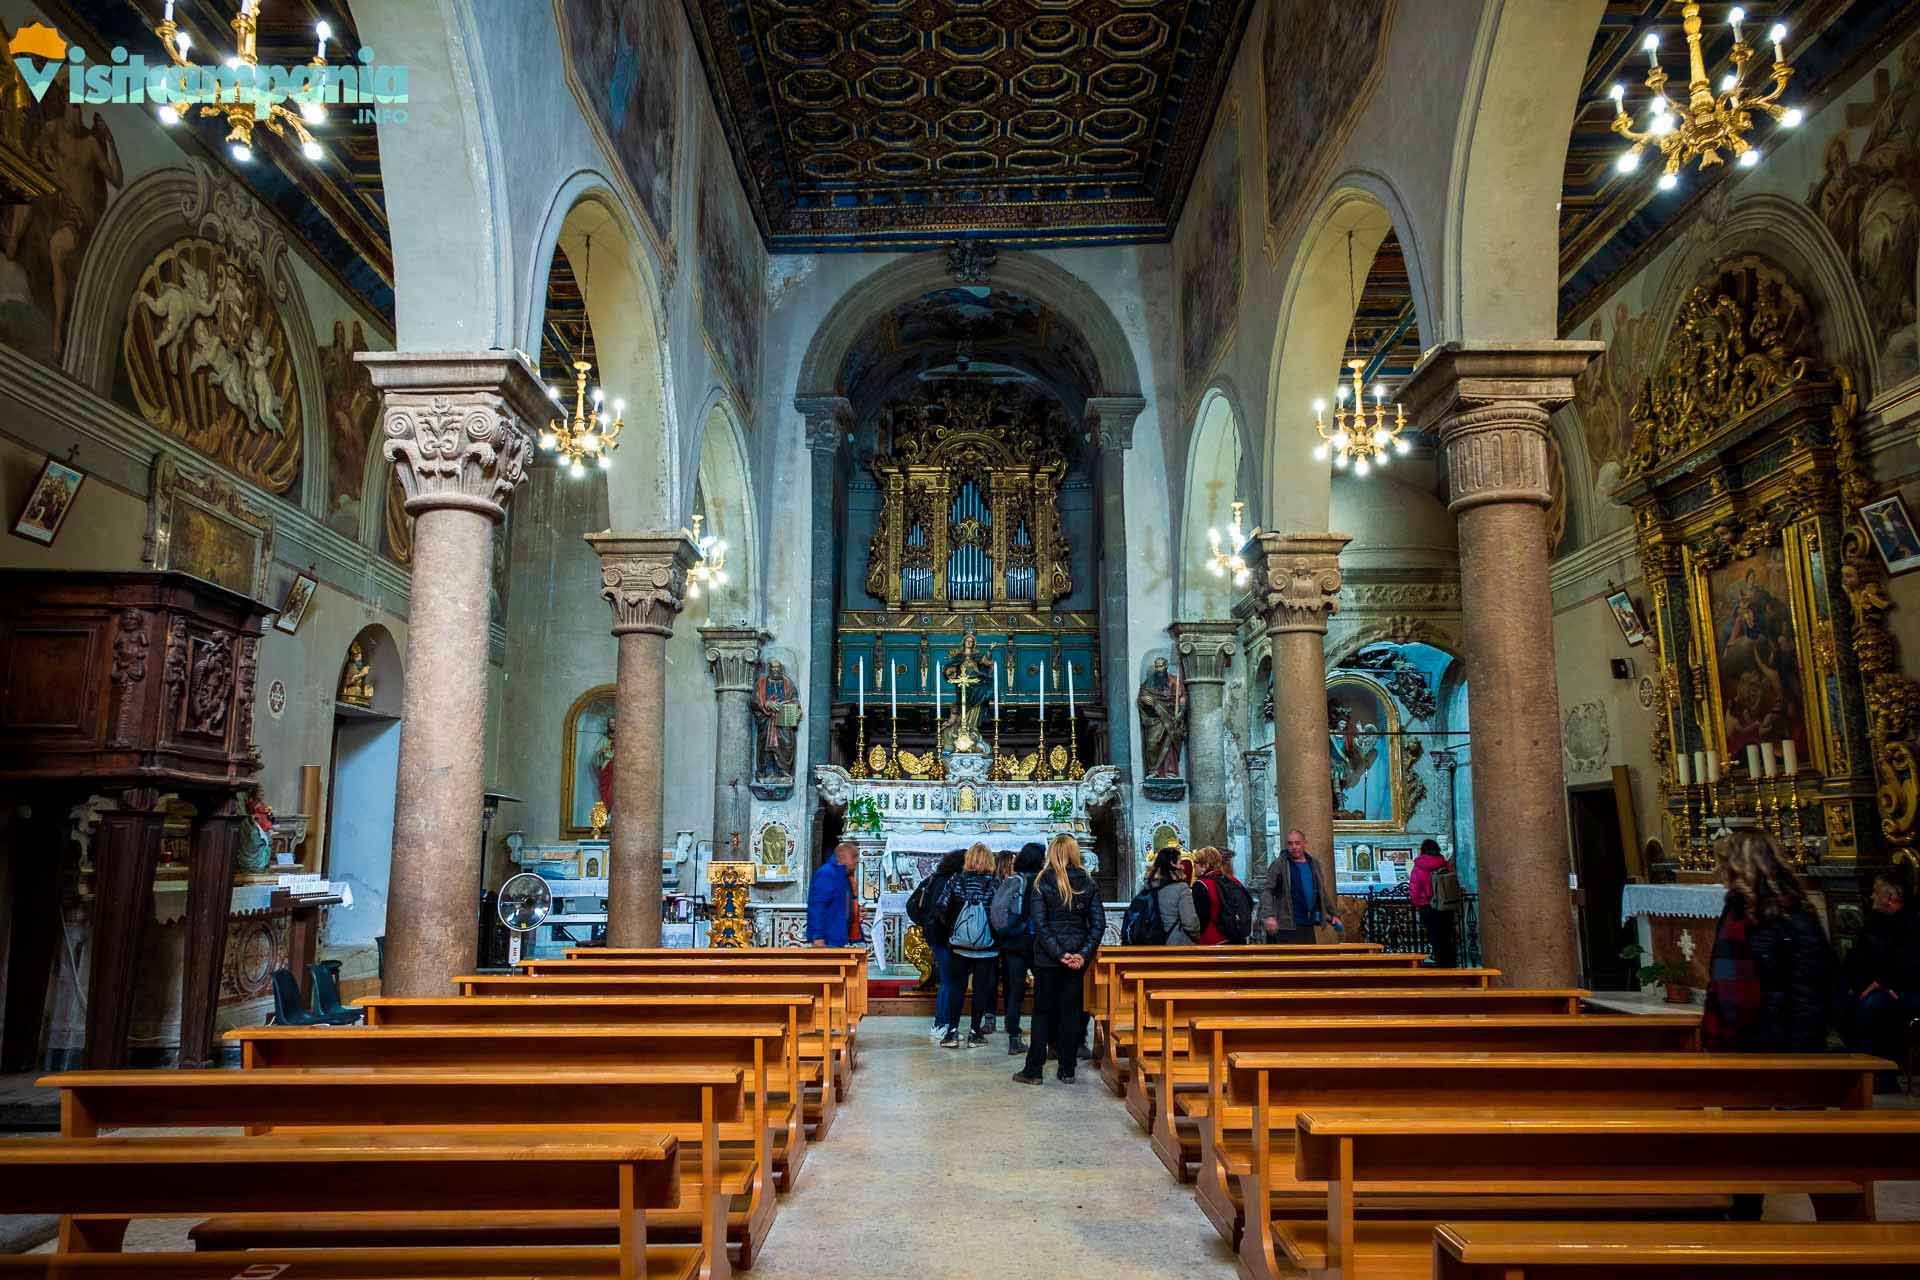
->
left=122, top=236, right=303, bottom=493
left=1621, top=254, right=1920, bottom=873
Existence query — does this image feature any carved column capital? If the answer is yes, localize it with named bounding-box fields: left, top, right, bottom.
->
left=586, top=532, right=701, bottom=638
left=1246, top=532, right=1352, bottom=636
left=1086, top=395, right=1146, bottom=451
left=1169, top=619, right=1237, bottom=686
left=1395, top=341, right=1604, bottom=516
left=359, top=351, right=551, bottom=522
left=795, top=395, right=853, bottom=454
left=701, top=626, right=769, bottom=693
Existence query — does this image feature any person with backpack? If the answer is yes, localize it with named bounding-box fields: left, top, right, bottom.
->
left=908, top=850, right=965, bottom=1042
left=990, top=844, right=1044, bottom=1054
left=1406, top=838, right=1461, bottom=967
left=939, top=843, right=1001, bottom=1047
left=1191, top=846, right=1254, bottom=945
left=1012, top=833, right=1105, bottom=1086
left=1258, top=829, right=1343, bottom=943
left=1131, top=845, right=1198, bottom=945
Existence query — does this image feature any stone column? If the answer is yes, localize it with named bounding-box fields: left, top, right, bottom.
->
left=1088, top=395, right=1145, bottom=882
left=702, top=626, right=768, bottom=857
left=586, top=533, right=701, bottom=946
left=1398, top=341, right=1601, bottom=988
left=1170, top=620, right=1236, bottom=848
left=796, top=396, right=850, bottom=863
left=1246, top=533, right=1351, bottom=896
left=359, top=352, right=544, bottom=998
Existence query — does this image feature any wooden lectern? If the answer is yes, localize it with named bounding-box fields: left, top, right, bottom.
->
left=0, top=571, right=270, bottom=1068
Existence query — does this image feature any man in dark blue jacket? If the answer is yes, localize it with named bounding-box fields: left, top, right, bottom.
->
left=806, top=841, right=858, bottom=946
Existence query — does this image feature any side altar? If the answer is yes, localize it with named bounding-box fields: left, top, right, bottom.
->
left=813, top=754, right=1121, bottom=972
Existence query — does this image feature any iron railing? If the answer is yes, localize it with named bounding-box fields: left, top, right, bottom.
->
left=1359, top=883, right=1483, bottom=968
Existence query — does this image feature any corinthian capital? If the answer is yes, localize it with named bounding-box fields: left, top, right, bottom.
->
left=1395, top=341, right=1604, bottom=515
left=1169, top=619, right=1237, bottom=686
left=701, top=626, right=769, bottom=693
left=1246, top=532, right=1352, bottom=636
left=585, top=532, right=701, bottom=638
left=359, top=351, right=551, bottom=521
left=794, top=395, right=853, bottom=454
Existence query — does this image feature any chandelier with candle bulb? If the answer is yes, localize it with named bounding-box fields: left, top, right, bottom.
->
left=685, top=514, right=730, bottom=598
left=1205, top=500, right=1259, bottom=586
left=153, top=1, right=334, bottom=164
left=537, top=236, right=625, bottom=477
left=1610, top=5, right=1801, bottom=191
left=1310, top=230, right=1408, bottom=478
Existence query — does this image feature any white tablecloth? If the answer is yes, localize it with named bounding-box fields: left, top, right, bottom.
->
left=1619, top=883, right=1727, bottom=925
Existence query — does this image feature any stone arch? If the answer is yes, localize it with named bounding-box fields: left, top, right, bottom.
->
left=1178, top=383, right=1259, bottom=620
left=63, top=161, right=327, bottom=513
left=1445, top=0, right=1605, bottom=342
left=1642, top=194, right=1879, bottom=399
left=522, top=177, right=677, bottom=529
left=354, top=0, right=515, bottom=350
left=794, top=250, right=1141, bottom=402
left=338, top=623, right=406, bottom=717
left=688, top=390, right=758, bottom=627
left=1325, top=620, right=1464, bottom=671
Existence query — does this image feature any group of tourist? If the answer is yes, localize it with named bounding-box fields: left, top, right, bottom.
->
left=1127, top=830, right=1346, bottom=949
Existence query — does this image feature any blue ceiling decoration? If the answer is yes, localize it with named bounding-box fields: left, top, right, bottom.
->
left=681, top=0, right=1258, bottom=252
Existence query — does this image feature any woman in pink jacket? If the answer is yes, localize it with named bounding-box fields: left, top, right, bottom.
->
left=1406, top=839, right=1458, bottom=967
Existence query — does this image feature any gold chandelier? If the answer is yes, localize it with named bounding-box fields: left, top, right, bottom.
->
left=1310, top=231, right=1408, bottom=477
left=1611, top=5, right=1800, bottom=190
left=538, top=236, right=624, bottom=477
left=1205, top=501, right=1258, bottom=587
left=153, top=1, right=332, bottom=163
left=685, top=514, right=729, bottom=598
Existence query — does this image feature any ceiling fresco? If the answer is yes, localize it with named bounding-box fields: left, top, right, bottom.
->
left=839, top=285, right=1103, bottom=411
left=681, top=0, right=1257, bottom=251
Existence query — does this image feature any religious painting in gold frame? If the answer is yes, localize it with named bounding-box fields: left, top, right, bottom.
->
left=1328, top=673, right=1407, bottom=834
left=560, top=683, right=617, bottom=838
left=1685, top=519, right=1831, bottom=777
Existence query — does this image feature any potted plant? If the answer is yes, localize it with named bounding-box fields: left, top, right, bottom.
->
left=1620, top=942, right=1693, bottom=1004
left=846, top=794, right=882, bottom=836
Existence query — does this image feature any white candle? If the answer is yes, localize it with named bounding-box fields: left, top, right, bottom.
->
left=1676, top=753, right=1691, bottom=786
left=857, top=659, right=864, bottom=718
left=934, top=659, right=941, bottom=726
left=1782, top=738, right=1798, bottom=775
left=890, top=662, right=897, bottom=720
left=163, top=0, right=175, bottom=22
left=1745, top=744, right=1762, bottom=778
left=1692, top=750, right=1707, bottom=785
left=1038, top=657, right=1045, bottom=721
left=1068, top=661, right=1076, bottom=719
left=993, top=659, right=1000, bottom=722
left=1705, top=751, right=1721, bottom=784
left=1760, top=742, right=1777, bottom=779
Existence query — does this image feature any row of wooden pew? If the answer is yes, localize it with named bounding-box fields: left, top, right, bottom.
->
left=1083, top=942, right=1920, bottom=1279
left=0, top=945, right=871, bottom=1280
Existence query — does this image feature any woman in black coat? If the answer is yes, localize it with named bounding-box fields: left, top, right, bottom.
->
left=1011, top=833, right=1104, bottom=1086
left=1703, top=830, right=1834, bottom=1054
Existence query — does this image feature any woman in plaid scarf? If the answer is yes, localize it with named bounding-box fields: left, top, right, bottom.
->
left=1702, top=830, right=1834, bottom=1053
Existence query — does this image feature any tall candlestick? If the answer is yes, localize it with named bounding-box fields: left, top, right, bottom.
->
left=1068, top=661, right=1075, bottom=718
left=857, top=659, right=864, bottom=718
left=993, top=659, right=1001, bottom=722
left=1782, top=738, right=1798, bottom=775
left=890, top=662, right=897, bottom=720
left=934, top=659, right=942, bottom=726
left=1038, top=658, right=1045, bottom=719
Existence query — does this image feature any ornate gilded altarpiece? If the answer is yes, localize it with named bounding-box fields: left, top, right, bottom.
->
left=1619, top=256, right=1919, bottom=884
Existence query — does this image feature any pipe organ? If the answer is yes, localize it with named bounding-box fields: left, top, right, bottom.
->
left=863, top=384, right=1072, bottom=613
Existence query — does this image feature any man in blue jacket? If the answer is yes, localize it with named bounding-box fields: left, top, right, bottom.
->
left=807, top=841, right=858, bottom=946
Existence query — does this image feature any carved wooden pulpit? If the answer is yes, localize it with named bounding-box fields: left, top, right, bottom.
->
left=0, top=570, right=270, bottom=1068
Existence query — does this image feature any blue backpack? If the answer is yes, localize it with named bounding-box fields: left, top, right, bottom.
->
left=951, top=897, right=996, bottom=955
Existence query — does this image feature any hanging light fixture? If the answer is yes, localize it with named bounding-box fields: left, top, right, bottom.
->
left=153, top=1, right=333, bottom=162
left=538, top=235, right=625, bottom=477
left=1611, top=5, right=1799, bottom=190
left=1205, top=500, right=1259, bottom=586
left=685, top=514, right=729, bottom=597
left=1310, top=231, right=1408, bottom=477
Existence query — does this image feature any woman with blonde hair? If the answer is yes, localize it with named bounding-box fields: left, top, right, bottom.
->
left=1012, top=832, right=1105, bottom=1085
left=1188, top=846, right=1253, bottom=945
left=1703, top=829, right=1834, bottom=1053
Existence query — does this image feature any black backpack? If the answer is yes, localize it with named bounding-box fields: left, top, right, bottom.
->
left=1210, top=875, right=1255, bottom=944
left=906, top=873, right=941, bottom=928
left=1121, top=884, right=1170, bottom=946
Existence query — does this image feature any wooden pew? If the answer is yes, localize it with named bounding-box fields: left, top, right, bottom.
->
left=522, top=955, right=868, bottom=1029
left=0, top=1248, right=706, bottom=1280
left=1432, top=1222, right=1920, bottom=1279
left=1191, top=1032, right=1851, bottom=1248
left=1102, top=968, right=1504, bottom=1097
left=561, top=947, right=870, bottom=1021
left=0, top=1130, right=690, bottom=1280
left=1149, top=1012, right=1699, bottom=1182
left=347, top=1001, right=814, bottom=1192
left=1086, top=945, right=1385, bottom=1055
left=45, top=1068, right=749, bottom=1280
left=1220, top=1055, right=1887, bottom=1277
left=1273, top=1108, right=1920, bottom=1280
left=455, top=972, right=853, bottom=1127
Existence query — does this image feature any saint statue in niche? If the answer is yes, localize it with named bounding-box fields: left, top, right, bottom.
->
left=940, top=630, right=992, bottom=751
left=1138, top=656, right=1187, bottom=778
left=753, top=660, right=801, bottom=779
left=591, top=717, right=616, bottom=818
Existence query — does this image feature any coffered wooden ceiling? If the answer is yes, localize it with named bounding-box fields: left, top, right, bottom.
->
left=682, top=0, right=1256, bottom=252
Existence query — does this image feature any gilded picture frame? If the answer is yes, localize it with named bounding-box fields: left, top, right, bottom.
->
left=143, top=454, right=274, bottom=600
left=1685, top=519, right=1831, bottom=777
left=1328, top=673, right=1407, bottom=834
left=559, top=683, right=617, bottom=838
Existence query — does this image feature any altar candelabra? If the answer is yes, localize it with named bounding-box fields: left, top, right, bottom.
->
left=1066, top=710, right=1085, bottom=780
left=849, top=710, right=869, bottom=779
left=1034, top=706, right=1052, bottom=782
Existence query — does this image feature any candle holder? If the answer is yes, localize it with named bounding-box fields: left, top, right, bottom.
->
left=989, top=703, right=1003, bottom=781
left=929, top=709, right=947, bottom=782
left=1035, top=706, right=1053, bottom=782
left=1066, top=710, right=1085, bottom=780
left=1786, top=774, right=1807, bottom=852
left=849, top=711, right=870, bottom=779
left=883, top=704, right=902, bottom=779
